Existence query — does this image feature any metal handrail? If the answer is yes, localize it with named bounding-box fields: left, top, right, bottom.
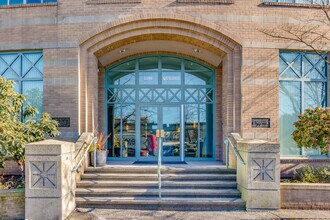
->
left=72, top=137, right=98, bottom=172
left=224, top=137, right=245, bottom=169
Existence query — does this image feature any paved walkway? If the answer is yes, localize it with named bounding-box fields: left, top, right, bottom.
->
left=68, top=208, right=330, bottom=220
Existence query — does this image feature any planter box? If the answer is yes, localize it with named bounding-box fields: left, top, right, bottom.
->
left=281, top=183, right=330, bottom=210
left=0, top=188, right=25, bottom=219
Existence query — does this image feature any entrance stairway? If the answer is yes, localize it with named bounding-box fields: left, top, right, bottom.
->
left=75, top=166, right=245, bottom=211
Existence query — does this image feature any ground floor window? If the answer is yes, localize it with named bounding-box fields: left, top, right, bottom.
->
left=105, top=55, right=215, bottom=160
left=279, top=51, right=328, bottom=156
left=0, top=51, right=43, bottom=117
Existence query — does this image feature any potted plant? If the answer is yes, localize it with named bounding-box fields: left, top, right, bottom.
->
left=90, top=132, right=111, bottom=167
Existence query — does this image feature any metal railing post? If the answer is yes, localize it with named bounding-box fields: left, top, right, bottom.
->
left=225, top=139, right=229, bottom=169
left=94, top=138, right=97, bottom=168
left=157, top=136, right=162, bottom=200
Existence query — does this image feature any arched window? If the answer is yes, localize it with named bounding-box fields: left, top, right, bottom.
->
left=105, top=55, right=215, bottom=161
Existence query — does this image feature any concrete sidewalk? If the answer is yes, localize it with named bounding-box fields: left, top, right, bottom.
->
left=68, top=208, right=330, bottom=220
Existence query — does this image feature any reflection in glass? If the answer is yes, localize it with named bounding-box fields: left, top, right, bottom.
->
left=108, top=104, right=121, bottom=157
left=162, top=57, right=181, bottom=70
left=139, top=57, right=158, bottom=70
left=162, top=107, right=181, bottom=157
left=112, top=60, right=135, bottom=71
left=185, top=105, right=198, bottom=158
left=22, top=81, right=43, bottom=119
left=279, top=81, right=301, bottom=156
left=140, top=107, right=158, bottom=157
left=199, top=104, right=213, bottom=158
left=110, top=72, right=135, bottom=85
left=122, top=105, right=136, bottom=157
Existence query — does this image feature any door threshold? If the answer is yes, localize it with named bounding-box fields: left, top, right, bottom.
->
left=132, top=161, right=187, bottom=165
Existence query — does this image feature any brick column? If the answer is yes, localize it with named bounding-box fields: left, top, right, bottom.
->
left=25, top=140, right=75, bottom=220
left=231, top=133, right=280, bottom=210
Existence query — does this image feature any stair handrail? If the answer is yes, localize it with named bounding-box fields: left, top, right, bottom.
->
left=73, top=137, right=98, bottom=172
left=224, top=137, right=245, bottom=169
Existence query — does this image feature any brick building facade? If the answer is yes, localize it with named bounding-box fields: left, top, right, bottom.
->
left=0, top=0, right=329, bottom=163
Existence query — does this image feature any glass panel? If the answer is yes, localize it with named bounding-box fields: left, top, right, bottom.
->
left=111, top=72, right=135, bottom=85
left=140, top=107, right=158, bottom=157
left=108, top=104, right=121, bottom=158
left=199, top=104, right=213, bottom=158
left=162, top=107, right=181, bottom=157
left=22, top=81, right=43, bottom=118
left=185, top=72, right=212, bottom=85
left=112, top=60, right=135, bottom=71
left=27, top=0, right=42, bottom=3
left=280, top=53, right=301, bottom=78
left=304, top=82, right=327, bottom=109
left=139, top=71, right=158, bottom=85
left=184, top=60, right=209, bottom=71
left=139, top=57, right=158, bottom=71
left=43, top=0, right=57, bottom=2
left=185, top=104, right=198, bottom=158
left=10, top=0, right=23, bottom=4
left=0, top=0, right=7, bottom=6
left=303, top=54, right=327, bottom=80
left=162, top=71, right=181, bottom=85
left=122, top=104, right=136, bottom=158
left=279, top=81, right=301, bottom=156
left=161, top=57, right=181, bottom=70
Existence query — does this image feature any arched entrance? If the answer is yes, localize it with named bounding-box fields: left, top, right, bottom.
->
left=106, top=54, right=215, bottom=161
left=78, top=13, right=242, bottom=161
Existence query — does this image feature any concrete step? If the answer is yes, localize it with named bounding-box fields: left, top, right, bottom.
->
left=75, top=196, right=246, bottom=211
left=84, top=167, right=236, bottom=175
left=75, top=188, right=241, bottom=198
left=77, top=180, right=237, bottom=189
left=80, top=173, right=236, bottom=181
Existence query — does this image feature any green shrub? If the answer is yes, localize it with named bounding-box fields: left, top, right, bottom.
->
left=293, top=165, right=330, bottom=183
left=292, top=107, right=330, bottom=155
left=0, top=77, right=60, bottom=176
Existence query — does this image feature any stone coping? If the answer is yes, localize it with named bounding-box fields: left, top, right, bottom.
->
left=0, top=188, right=25, bottom=197
left=0, top=2, right=57, bottom=9
left=261, top=1, right=329, bottom=9
left=281, top=157, right=330, bottom=163
left=281, top=183, right=330, bottom=190
left=26, top=139, right=75, bottom=155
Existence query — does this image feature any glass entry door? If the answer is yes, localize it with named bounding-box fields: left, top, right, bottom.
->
left=139, top=105, right=182, bottom=161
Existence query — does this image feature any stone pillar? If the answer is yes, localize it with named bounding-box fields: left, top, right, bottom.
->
left=25, top=140, right=75, bottom=220
left=232, top=133, right=280, bottom=210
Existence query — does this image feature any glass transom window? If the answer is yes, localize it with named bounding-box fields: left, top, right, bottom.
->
left=279, top=51, right=328, bottom=156
left=105, top=55, right=215, bottom=160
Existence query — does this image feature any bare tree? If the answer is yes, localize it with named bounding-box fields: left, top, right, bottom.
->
left=260, top=0, right=330, bottom=64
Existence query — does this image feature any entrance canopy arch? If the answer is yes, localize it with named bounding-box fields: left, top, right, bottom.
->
left=79, top=13, right=242, bottom=161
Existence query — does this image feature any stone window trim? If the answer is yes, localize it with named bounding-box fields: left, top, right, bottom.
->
left=261, top=1, right=330, bottom=9
left=0, top=2, right=57, bottom=9
left=177, top=0, right=234, bottom=4
left=84, top=0, right=141, bottom=4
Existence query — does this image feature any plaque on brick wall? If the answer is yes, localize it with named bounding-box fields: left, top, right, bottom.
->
left=52, top=117, right=70, bottom=127
left=252, top=118, right=270, bottom=128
